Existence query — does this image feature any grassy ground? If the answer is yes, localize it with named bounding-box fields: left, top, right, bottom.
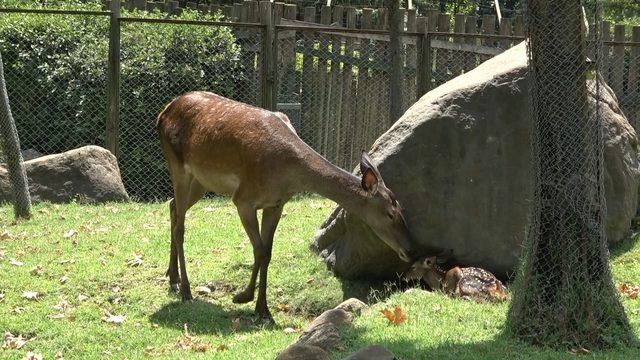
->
left=0, top=196, right=639, bottom=359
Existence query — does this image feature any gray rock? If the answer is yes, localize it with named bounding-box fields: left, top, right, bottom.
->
left=312, top=42, right=640, bottom=280
left=334, top=298, right=368, bottom=316
left=21, top=148, right=42, bottom=161
left=307, top=308, right=353, bottom=330
left=0, top=145, right=129, bottom=204
left=342, top=345, right=396, bottom=360
left=275, top=344, right=330, bottom=360
left=297, top=322, right=342, bottom=351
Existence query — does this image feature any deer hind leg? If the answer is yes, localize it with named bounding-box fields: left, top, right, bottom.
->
left=169, top=176, right=205, bottom=301
left=166, top=198, right=180, bottom=293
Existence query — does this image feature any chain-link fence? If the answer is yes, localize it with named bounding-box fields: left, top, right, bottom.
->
left=274, top=26, right=421, bottom=171
left=118, top=19, right=263, bottom=200
left=506, top=1, right=635, bottom=348
left=0, top=10, right=111, bottom=161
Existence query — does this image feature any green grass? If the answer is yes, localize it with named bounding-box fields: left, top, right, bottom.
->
left=0, top=196, right=639, bottom=359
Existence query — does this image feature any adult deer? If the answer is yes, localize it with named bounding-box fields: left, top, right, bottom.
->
left=157, top=91, right=415, bottom=322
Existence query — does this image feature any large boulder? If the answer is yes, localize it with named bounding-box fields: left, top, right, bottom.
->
left=312, top=43, right=640, bottom=280
left=0, top=145, right=129, bottom=204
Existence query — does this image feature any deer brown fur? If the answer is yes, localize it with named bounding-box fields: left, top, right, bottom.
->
left=156, top=92, right=415, bottom=322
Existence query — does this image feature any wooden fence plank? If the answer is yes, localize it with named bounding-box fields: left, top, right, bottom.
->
left=342, top=7, right=357, bottom=166
left=499, top=17, right=512, bottom=48
left=301, top=6, right=316, bottom=141
left=330, top=5, right=344, bottom=164
left=319, top=6, right=332, bottom=155
left=629, top=27, right=640, bottom=104
left=602, top=21, right=612, bottom=82
left=435, top=13, right=450, bottom=85
left=360, top=8, right=374, bottom=151
left=612, top=24, right=625, bottom=96
left=480, top=14, right=495, bottom=62
left=452, top=13, right=465, bottom=77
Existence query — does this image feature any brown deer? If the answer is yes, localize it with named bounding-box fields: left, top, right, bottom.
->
left=406, top=256, right=508, bottom=301
left=156, top=91, right=415, bottom=323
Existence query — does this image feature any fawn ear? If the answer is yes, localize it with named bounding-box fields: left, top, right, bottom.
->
left=360, top=152, right=381, bottom=195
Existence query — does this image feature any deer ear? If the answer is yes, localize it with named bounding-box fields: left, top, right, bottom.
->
left=361, top=168, right=379, bottom=195
left=360, top=152, right=382, bottom=195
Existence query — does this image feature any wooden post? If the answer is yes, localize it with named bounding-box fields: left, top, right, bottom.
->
left=389, top=0, right=403, bottom=125
left=133, top=0, right=146, bottom=11
left=513, top=15, right=524, bottom=37
left=435, top=13, right=450, bottom=85
left=601, top=21, right=611, bottom=82
left=260, top=1, right=274, bottom=110
left=330, top=5, right=344, bottom=165
left=405, top=9, right=417, bottom=107
left=612, top=24, right=625, bottom=96
left=464, top=15, right=477, bottom=72
left=499, top=17, right=512, bottom=49
left=361, top=8, right=374, bottom=150
left=342, top=6, right=357, bottom=167
left=106, top=0, right=121, bottom=156
left=629, top=27, right=640, bottom=106
left=452, top=13, right=465, bottom=77
left=481, top=14, right=495, bottom=62
left=416, top=16, right=427, bottom=97
left=319, top=5, right=332, bottom=156
left=301, top=6, right=315, bottom=140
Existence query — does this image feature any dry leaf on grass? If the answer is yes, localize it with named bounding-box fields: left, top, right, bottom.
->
left=126, top=253, right=144, bottom=267
left=102, top=310, right=125, bottom=325
left=9, top=258, right=24, bottom=267
left=569, top=346, right=590, bottom=356
left=55, top=351, right=63, bottom=360
left=176, top=323, right=209, bottom=352
left=0, top=292, right=4, bottom=303
left=63, top=230, right=77, bottom=238
left=276, top=303, right=290, bottom=312
left=12, top=307, right=25, bottom=314
left=619, top=283, right=640, bottom=299
left=3, top=332, right=29, bottom=350
left=216, top=344, right=229, bottom=352
left=0, top=231, right=12, bottom=240
left=22, top=351, right=43, bottom=360
left=77, top=294, right=88, bottom=302
left=29, top=265, right=43, bottom=276
left=22, top=291, right=39, bottom=300
left=283, top=327, right=297, bottom=334
left=432, top=304, right=442, bottom=312
left=195, top=286, right=211, bottom=295
left=49, top=313, right=65, bottom=320
left=380, top=306, right=407, bottom=325
left=0, top=250, right=5, bottom=261
left=60, top=276, right=69, bottom=284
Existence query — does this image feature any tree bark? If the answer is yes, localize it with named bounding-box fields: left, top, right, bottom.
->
left=0, top=51, right=31, bottom=219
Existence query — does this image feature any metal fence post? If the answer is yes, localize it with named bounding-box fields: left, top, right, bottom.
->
left=260, top=1, right=274, bottom=111
left=106, top=1, right=121, bottom=156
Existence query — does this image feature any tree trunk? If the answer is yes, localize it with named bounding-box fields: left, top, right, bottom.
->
left=0, top=51, right=31, bottom=219
left=506, top=0, right=635, bottom=348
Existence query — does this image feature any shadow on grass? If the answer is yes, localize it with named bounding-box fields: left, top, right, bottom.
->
left=150, top=299, right=269, bottom=335
left=610, top=233, right=639, bottom=259
left=336, top=330, right=639, bottom=360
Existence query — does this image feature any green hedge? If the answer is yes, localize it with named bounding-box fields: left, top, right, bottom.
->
left=0, top=8, right=249, bottom=200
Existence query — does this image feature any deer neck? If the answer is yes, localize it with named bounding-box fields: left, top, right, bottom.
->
left=297, top=154, right=370, bottom=215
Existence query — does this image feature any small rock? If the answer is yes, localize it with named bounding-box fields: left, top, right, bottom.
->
left=342, top=344, right=396, bottom=360
left=334, top=298, right=368, bottom=315
left=275, top=344, right=330, bottom=360
left=297, top=323, right=341, bottom=351
left=307, top=308, right=352, bottom=330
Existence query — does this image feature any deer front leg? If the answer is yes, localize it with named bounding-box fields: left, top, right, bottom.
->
left=166, top=198, right=180, bottom=293
left=254, top=205, right=284, bottom=323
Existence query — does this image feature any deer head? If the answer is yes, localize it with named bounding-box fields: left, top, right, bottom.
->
left=358, top=152, right=414, bottom=263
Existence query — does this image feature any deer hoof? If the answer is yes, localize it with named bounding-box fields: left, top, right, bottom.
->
left=232, top=290, right=254, bottom=304
left=258, top=312, right=275, bottom=326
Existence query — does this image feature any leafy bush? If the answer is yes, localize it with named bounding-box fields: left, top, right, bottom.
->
left=0, top=8, right=248, bottom=200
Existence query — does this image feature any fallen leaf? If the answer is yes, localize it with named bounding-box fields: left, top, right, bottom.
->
left=126, top=253, right=144, bottom=267
left=79, top=225, right=91, bottom=232
left=63, top=229, right=77, bottom=238
left=101, top=310, right=125, bottom=325
left=152, top=323, right=159, bottom=329
left=55, top=351, right=63, bottom=360
left=2, top=332, right=28, bottom=349
left=216, top=344, right=228, bottom=352
left=0, top=292, right=4, bottom=302
left=49, top=313, right=65, bottom=319
left=432, top=304, right=442, bottom=312
left=9, top=258, right=24, bottom=266
left=60, top=275, right=69, bottom=284
left=619, top=283, right=640, bottom=299
left=53, top=300, right=71, bottom=312
left=276, top=303, right=290, bottom=312
left=380, top=305, right=407, bottom=325
left=632, top=308, right=640, bottom=315
left=22, top=351, right=43, bottom=360
left=306, top=278, right=314, bottom=284
left=111, top=286, right=121, bottom=293
left=29, top=265, right=43, bottom=276
left=176, top=323, right=209, bottom=352
left=203, top=206, right=215, bottom=212
left=570, top=346, right=590, bottom=356
left=283, top=327, right=296, bottom=334
left=195, top=286, right=211, bottom=295
left=59, top=258, right=75, bottom=264
left=12, top=307, right=25, bottom=314
left=0, top=250, right=5, bottom=260
left=0, top=231, right=12, bottom=240
left=77, top=294, right=88, bottom=302
left=22, top=291, right=39, bottom=300
left=142, top=223, right=155, bottom=229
